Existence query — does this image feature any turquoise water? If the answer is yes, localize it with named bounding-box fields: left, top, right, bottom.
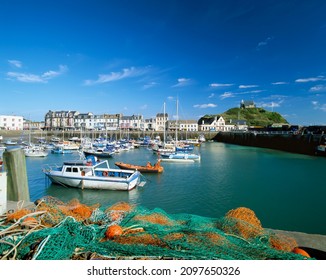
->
left=23, top=142, right=325, bottom=234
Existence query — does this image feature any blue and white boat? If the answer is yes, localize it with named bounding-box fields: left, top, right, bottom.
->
left=160, top=151, right=201, bottom=162
left=83, top=146, right=115, bottom=158
left=42, top=157, right=142, bottom=191
left=51, top=146, right=73, bottom=154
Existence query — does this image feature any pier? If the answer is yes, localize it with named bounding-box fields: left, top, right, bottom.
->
left=213, top=131, right=325, bottom=156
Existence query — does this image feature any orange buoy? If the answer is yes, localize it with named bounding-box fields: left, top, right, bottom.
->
left=102, top=171, right=108, bottom=177
left=105, top=224, right=123, bottom=239
left=292, top=247, right=311, bottom=258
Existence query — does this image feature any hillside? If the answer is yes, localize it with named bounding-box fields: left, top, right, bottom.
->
left=206, top=107, right=288, bottom=127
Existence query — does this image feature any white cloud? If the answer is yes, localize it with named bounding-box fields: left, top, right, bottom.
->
left=167, top=96, right=174, bottom=100
left=295, top=76, right=326, bottom=83
left=272, top=81, right=288, bottom=85
left=8, top=60, right=22, bottom=68
left=259, top=100, right=283, bottom=108
left=239, top=84, right=258, bottom=89
left=6, top=72, right=45, bottom=83
left=309, top=84, right=326, bottom=92
left=6, top=65, right=68, bottom=83
left=142, top=82, right=158, bottom=90
left=208, top=93, right=215, bottom=98
left=268, top=94, right=288, bottom=99
left=220, top=92, right=235, bottom=99
left=42, top=65, right=68, bottom=79
left=242, top=89, right=264, bottom=94
left=312, top=101, right=326, bottom=111
left=209, top=83, right=233, bottom=87
left=256, top=37, right=273, bottom=50
left=84, top=66, right=149, bottom=85
left=193, top=103, right=217, bottom=109
left=140, top=104, right=148, bottom=110
left=172, top=77, right=191, bottom=87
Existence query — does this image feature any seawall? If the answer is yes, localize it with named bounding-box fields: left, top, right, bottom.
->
left=213, top=132, right=325, bottom=156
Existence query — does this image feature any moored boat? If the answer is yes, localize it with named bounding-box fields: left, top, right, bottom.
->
left=160, top=151, right=201, bottom=162
left=42, top=157, right=142, bottom=190
left=51, top=146, right=73, bottom=154
left=115, top=159, right=164, bottom=173
left=24, top=146, right=48, bottom=157
left=83, top=147, right=115, bottom=158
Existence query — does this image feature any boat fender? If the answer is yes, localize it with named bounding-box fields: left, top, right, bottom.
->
left=103, top=171, right=108, bottom=177
left=81, top=171, right=85, bottom=176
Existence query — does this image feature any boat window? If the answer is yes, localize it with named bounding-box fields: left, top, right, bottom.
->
left=73, top=167, right=78, bottom=173
left=66, top=167, right=72, bottom=172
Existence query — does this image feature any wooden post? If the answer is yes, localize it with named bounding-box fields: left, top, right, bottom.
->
left=0, top=172, right=7, bottom=214
left=3, top=148, right=30, bottom=202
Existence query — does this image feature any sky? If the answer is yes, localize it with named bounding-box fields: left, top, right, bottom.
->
left=1, top=0, right=326, bottom=125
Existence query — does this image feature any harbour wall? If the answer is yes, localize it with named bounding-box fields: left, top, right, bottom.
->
left=213, top=132, right=325, bottom=156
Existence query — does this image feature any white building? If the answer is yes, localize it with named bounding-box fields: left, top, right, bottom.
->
left=179, top=120, right=198, bottom=132
left=0, top=115, right=24, bottom=130
left=198, top=116, right=226, bottom=132
left=120, top=115, right=143, bottom=130
left=155, top=113, right=168, bottom=131
left=74, top=113, right=94, bottom=130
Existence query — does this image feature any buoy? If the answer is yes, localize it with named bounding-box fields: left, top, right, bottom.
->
left=102, top=171, right=108, bottom=177
left=105, top=224, right=123, bottom=239
left=292, top=247, right=311, bottom=258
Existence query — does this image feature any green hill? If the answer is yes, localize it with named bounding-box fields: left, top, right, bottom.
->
left=206, top=107, right=288, bottom=127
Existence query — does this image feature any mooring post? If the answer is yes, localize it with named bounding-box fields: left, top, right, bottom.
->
left=0, top=171, right=7, bottom=214
left=3, top=148, right=30, bottom=202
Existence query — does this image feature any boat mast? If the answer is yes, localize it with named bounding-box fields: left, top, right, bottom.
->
left=163, top=102, right=166, bottom=145
left=176, top=98, right=178, bottom=145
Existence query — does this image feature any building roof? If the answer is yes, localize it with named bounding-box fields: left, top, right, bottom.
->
left=198, top=115, right=222, bottom=125
left=156, top=113, right=168, bottom=118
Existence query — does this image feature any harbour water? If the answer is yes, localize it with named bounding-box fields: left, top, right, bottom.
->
left=20, top=142, right=326, bottom=235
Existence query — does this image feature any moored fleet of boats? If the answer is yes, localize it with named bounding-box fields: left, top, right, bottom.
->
left=0, top=133, right=205, bottom=191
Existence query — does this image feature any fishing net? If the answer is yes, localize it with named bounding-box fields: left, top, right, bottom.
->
left=0, top=197, right=311, bottom=260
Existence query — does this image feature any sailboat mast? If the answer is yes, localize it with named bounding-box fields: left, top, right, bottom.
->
left=163, top=102, right=166, bottom=145
left=176, top=98, right=178, bottom=143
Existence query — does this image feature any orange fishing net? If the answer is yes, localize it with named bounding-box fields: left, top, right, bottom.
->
left=106, top=201, right=133, bottom=212
left=114, top=233, right=165, bottom=247
left=269, top=233, right=298, bottom=252
left=6, top=209, right=32, bottom=222
left=222, top=207, right=264, bottom=239
left=133, top=213, right=173, bottom=226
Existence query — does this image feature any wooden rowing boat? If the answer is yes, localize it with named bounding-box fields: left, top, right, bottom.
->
left=115, top=159, right=164, bottom=173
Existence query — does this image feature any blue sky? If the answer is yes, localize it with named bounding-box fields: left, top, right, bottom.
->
left=1, top=0, right=326, bottom=125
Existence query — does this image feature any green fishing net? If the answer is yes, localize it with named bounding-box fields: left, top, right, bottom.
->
left=0, top=197, right=311, bottom=260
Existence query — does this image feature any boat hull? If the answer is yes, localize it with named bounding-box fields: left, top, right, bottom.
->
left=83, top=151, right=114, bottom=158
left=115, top=162, right=164, bottom=173
left=45, top=172, right=140, bottom=190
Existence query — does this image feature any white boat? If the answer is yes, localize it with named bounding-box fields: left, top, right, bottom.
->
left=160, top=151, right=201, bottom=161
left=55, top=141, right=80, bottom=150
left=4, top=140, right=17, bottom=146
left=42, top=158, right=142, bottom=190
left=83, top=147, right=115, bottom=158
left=24, top=146, right=48, bottom=157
